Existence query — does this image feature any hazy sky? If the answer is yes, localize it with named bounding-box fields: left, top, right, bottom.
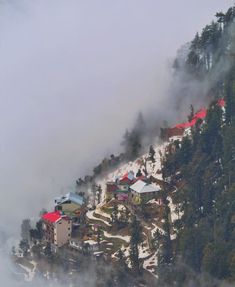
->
left=0, top=0, right=233, bottom=234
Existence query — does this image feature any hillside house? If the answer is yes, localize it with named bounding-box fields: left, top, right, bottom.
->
left=161, top=127, right=184, bottom=141
left=55, top=192, right=85, bottom=218
left=41, top=211, right=72, bottom=248
left=130, top=179, right=161, bottom=204
left=117, top=193, right=129, bottom=201
left=106, top=171, right=135, bottom=200
left=118, top=171, right=135, bottom=185
left=161, top=99, right=225, bottom=142
left=106, top=182, right=118, bottom=200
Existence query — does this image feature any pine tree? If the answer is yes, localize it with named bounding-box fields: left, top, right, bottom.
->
left=158, top=205, right=172, bottom=265
left=96, top=184, right=102, bottom=204
left=44, top=242, right=52, bottom=257
left=97, top=226, right=102, bottom=247
left=153, top=230, right=161, bottom=251
left=111, top=203, right=118, bottom=224
left=225, top=73, right=235, bottom=125
left=117, top=249, right=128, bottom=271
left=129, top=216, right=142, bottom=274
left=135, top=112, right=146, bottom=134
left=136, top=169, right=143, bottom=178
left=21, top=219, right=31, bottom=242
left=19, top=239, right=29, bottom=257
left=149, top=145, right=156, bottom=162
left=188, top=105, right=194, bottom=122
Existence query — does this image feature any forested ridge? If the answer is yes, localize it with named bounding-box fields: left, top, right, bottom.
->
left=158, top=5, right=235, bottom=286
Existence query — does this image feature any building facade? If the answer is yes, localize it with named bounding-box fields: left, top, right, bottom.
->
left=54, top=192, right=85, bottom=217
left=42, top=211, right=72, bottom=247
left=130, top=179, right=160, bottom=204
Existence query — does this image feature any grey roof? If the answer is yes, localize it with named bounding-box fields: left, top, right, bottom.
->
left=130, top=180, right=160, bottom=194
left=55, top=192, right=84, bottom=206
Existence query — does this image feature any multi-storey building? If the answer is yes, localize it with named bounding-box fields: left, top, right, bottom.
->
left=41, top=211, right=72, bottom=247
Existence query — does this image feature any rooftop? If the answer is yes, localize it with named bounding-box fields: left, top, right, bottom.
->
left=55, top=192, right=84, bottom=206
left=174, top=98, right=225, bottom=130
left=42, top=211, right=62, bottom=223
left=120, top=171, right=135, bottom=183
left=130, top=180, right=161, bottom=194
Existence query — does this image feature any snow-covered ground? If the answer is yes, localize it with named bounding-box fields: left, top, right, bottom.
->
left=150, top=223, right=166, bottom=237
left=84, top=239, right=98, bottom=246
left=97, top=141, right=168, bottom=203
left=167, top=196, right=183, bottom=223
left=143, top=252, right=158, bottom=278
left=103, top=231, right=130, bottom=243
left=86, top=210, right=111, bottom=226
left=94, top=206, right=112, bottom=220
left=138, top=240, right=151, bottom=259
left=18, top=260, right=37, bottom=282
left=90, top=139, right=182, bottom=278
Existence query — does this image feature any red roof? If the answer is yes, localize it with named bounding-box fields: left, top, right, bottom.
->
left=175, top=108, right=207, bottom=129
left=42, top=211, right=62, bottom=223
left=120, top=171, right=135, bottom=184
left=120, top=172, right=129, bottom=182
left=117, top=193, right=129, bottom=201
left=106, top=183, right=118, bottom=193
left=217, top=98, right=225, bottom=107
left=174, top=99, right=225, bottom=130
left=133, top=175, right=146, bottom=183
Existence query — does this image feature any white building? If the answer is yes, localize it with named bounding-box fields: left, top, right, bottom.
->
left=130, top=179, right=161, bottom=204
left=41, top=211, right=72, bottom=247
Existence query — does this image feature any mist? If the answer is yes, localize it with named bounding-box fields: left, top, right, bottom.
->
left=0, top=0, right=234, bottom=285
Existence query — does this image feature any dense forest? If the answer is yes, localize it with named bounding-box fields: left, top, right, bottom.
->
left=158, top=5, right=235, bottom=286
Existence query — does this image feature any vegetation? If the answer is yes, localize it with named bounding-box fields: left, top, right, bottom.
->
left=158, top=5, right=235, bottom=285
left=129, top=216, right=142, bottom=274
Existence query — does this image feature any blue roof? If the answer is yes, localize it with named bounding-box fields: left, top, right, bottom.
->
left=68, top=192, right=84, bottom=205
left=55, top=192, right=84, bottom=206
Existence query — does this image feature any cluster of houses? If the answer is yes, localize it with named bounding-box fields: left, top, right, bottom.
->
left=37, top=99, right=226, bottom=258
left=40, top=171, right=162, bottom=251
left=41, top=192, right=86, bottom=249
left=106, top=171, right=161, bottom=205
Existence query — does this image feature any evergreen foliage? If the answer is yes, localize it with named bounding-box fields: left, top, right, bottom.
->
left=158, top=5, right=235, bottom=284
left=129, top=216, right=142, bottom=274
left=148, top=145, right=156, bottom=162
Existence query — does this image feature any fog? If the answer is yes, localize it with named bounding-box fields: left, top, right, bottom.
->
left=0, top=0, right=234, bottom=285
left=1, top=0, right=233, bottom=230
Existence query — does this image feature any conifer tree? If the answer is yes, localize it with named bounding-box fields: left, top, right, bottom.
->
left=149, top=145, right=156, bottom=162
left=129, top=216, right=142, bottom=274
left=111, top=203, right=118, bottom=224
left=136, top=169, right=143, bottom=178
left=21, top=219, right=31, bottom=242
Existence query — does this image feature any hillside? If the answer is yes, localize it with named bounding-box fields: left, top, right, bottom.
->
left=157, top=5, right=235, bottom=286
left=12, top=4, right=235, bottom=287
